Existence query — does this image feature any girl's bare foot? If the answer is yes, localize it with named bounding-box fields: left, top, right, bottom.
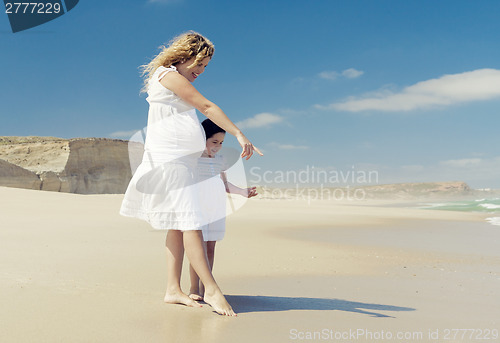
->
left=204, top=289, right=237, bottom=316
left=189, top=285, right=203, bottom=301
left=189, top=293, right=203, bottom=301
left=164, top=290, right=202, bottom=308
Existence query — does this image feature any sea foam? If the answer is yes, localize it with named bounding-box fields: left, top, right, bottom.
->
left=485, top=217, right=500, bottom=226
left=479, top=203, right=500, bottom=210
left=421, top=198, right=500, bottom=227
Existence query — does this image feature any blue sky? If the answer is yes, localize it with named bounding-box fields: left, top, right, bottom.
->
left=1, top=0, right=500, bottom=188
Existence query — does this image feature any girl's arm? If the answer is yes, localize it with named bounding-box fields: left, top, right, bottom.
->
left=160, top=72, right=263, bottom=160
left=220, top=172, right=258, bottom=198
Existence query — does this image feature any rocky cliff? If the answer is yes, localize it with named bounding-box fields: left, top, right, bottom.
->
left=361, top=181, right=473, bottom=199
left=0, top=137, right=139, bottom=194
left=0, top=159, right=41, bottom=190
left=256, top=181, right=494, bottom=201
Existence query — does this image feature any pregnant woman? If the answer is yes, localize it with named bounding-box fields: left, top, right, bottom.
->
left=120, top=31, right=262, bottom=316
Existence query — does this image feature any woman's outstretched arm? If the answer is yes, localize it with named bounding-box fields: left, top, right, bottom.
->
left=160, top=72, right=263, bottom=159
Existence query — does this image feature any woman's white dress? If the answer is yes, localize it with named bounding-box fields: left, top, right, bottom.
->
left=120, top=65, right=206, bottom=231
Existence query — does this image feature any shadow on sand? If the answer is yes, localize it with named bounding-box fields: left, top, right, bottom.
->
left=225, top=295, right=415, bottom=318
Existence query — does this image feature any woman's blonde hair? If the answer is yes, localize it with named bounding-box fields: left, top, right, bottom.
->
left=140, top=31, right=214, bottom=92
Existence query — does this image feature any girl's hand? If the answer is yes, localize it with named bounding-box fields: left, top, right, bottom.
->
left=244, top=187, right=258, bottom=198
left=236, top=132, right=263, bottom=160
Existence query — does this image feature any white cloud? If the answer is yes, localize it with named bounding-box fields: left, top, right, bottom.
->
left=275, top=108, right=309, bottom=116
left=236, top=112, right=284, bottom=129
left=440, top=158, right=482, bottom=168
left=318, top=68, right=364, bottom=80
left=276, top=144, right=309, bottom=150
left=320, top=69, right=500, bottom=112
left=434, top=157, right=500, bottom=188
left=267, top=142, right=309, bottom=150
left=370, top=156, right=500, bottom=188
left=318, top=71, right=339, bottom=80
left=342, top=68, right=364, bottom=79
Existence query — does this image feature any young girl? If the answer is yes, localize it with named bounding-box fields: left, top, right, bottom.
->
left=120, top=31, right=262, bottom=316
left=189, top=119, right=258, bottom=301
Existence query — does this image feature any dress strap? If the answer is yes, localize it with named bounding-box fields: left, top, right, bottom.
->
left=157, top=65, right=177, bottom=82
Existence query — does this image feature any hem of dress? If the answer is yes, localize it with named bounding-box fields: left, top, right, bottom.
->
left=202, top=234, right=225, bottom=242
left=119, top=208, right=204, bottom=231
left=200, top=224, right=225, bottom=241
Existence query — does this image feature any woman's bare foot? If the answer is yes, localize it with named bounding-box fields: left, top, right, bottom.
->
left=204, top=289, right=237, bottom=316
left=164, top=290, right=202, bottom=308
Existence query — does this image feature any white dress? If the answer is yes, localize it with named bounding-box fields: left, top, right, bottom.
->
left=197, top=154, right=227, bottom=241
left=120, top=65, right=206, bottom=231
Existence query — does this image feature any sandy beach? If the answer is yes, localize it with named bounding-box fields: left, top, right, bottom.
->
left=1, top=186, right=499, bottom=343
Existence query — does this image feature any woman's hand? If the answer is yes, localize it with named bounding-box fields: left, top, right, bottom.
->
left=235, top=132, right=263, bottom=160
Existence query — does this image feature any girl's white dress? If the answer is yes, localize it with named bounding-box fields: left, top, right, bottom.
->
left=120, top=65, right=206, bottom=231
left=197, top=154, right=227, bottom=241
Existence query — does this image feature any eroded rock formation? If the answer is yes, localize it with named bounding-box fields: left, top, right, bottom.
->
left=0, top=137, right=138, bottom=194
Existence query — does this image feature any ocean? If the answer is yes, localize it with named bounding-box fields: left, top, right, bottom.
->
left=419, top=198, right=500, bottom=226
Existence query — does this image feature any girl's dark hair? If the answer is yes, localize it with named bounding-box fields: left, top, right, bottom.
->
left=201, top=119, right=225, bottom=139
